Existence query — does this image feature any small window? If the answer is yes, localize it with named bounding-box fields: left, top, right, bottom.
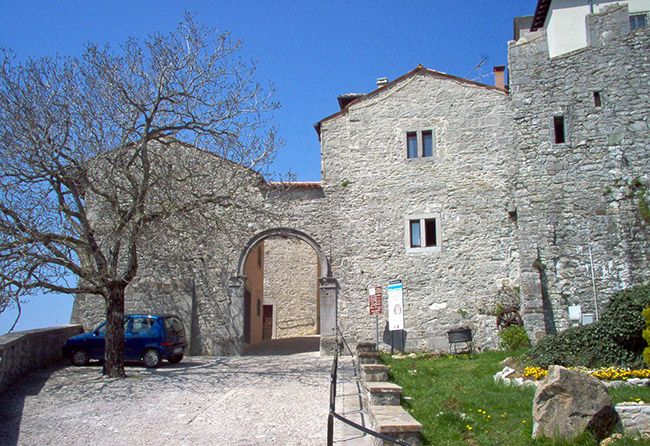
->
left=593, top=91, right=602, bottom=108
left=257, top=299, right=261, bottom=317
left=407, top=132, right=418, bottom=158
left=406, top=129, right=435, bottom=159
left=630, top=14, right=647, bottom=31
left=257, top=245, right=263, bottom=268
left=406, top=214, right=440, bottom=252
left=409, top=220, right=421, bottom=247
left=422, top=131, right=433, bottom=157
left=553, top=116, right=565, bottom=144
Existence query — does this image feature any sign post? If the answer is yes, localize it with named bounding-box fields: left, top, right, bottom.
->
left=387, top=279, right=404, bottom=354
left=368, top=286, right=383, bottom=349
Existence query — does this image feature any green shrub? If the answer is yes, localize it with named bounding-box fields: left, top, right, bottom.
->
left=643, top=308, right=650, bottom=367
left=526, top=284, right=650, bottom=369
left=498, top=325, right=530, bottom=351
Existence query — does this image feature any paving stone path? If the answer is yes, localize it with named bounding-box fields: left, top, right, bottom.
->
left=0, top=337, right=333, bottom=446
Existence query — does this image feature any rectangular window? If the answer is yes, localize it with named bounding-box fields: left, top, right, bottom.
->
left=424, top=219, right=437, bottom=247
left=593, top=91, right=602, bottom=108
left=409, top=220, right=421, bottom=247
left=553, top=116, right=565, bottom=144
left=630, top=14, right=647, bottom=31
left=422, top=130, right=433, bottom=157
left=407, top=132, right=418, bottom=158
left=406, top=214, right=440, bottom=252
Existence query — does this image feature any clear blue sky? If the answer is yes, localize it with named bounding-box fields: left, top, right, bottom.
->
left=0, top=0, right=536, bottom=333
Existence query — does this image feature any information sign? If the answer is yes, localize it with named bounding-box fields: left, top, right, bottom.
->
left=368, top=286, right=383, bottom=316
left=387, top=280, right=404, bottom=331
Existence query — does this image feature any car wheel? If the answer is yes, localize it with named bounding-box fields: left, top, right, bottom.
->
left=168, top=354, right=183, bottom=364
left=142, top=349, right=162, bottom=368
left=71, top=349, right=89, bottom=366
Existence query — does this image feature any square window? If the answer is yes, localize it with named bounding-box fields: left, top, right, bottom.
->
left=407, top=132, right=418, bottom=158
left=406, top=214, right=440, bottom=252
left=630, top=14, right=647, bottom=31
left=422, top=131, right=433, bottom=157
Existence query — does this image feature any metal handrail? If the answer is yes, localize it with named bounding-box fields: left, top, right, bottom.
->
left=326, top=331, right=410, bottom=446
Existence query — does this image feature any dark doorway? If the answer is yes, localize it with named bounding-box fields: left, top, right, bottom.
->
left=244, top=289, right=252, bottom=344
left=263, top=305, right=273, bottom=340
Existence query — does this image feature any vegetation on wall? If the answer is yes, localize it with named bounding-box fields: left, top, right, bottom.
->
left=525, top=284, right=650, bottom=369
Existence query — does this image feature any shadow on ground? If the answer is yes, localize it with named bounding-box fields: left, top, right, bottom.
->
left=0, top=363, right=65, bottom=446
left=242, top=335, right=320, bottom=356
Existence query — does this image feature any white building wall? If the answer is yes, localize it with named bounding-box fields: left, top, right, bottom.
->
left=545, top=0, right=649, bottom=57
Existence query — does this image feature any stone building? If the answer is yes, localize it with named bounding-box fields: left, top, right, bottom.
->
left=72, top=1, right=650, bottom=354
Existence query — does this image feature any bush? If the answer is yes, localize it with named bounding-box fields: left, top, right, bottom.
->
left=526, top=284, right=650, bottom=369
left=498, top=325, right=530, bottom=351
left=643, top=308, right=650, bottom=367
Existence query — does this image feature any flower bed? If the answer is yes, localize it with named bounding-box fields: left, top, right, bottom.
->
left=523, top=366, right=650, bottom=382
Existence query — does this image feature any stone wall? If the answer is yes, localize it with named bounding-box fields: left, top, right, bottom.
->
left=263, top=237, right=319, bottom=339
left=69, top=5, right=650, bottom=356
left=319, top=68, right=517, bottom=350
left=0, top=325, right=83, bottom=394
left=508, top=5, right=650, bottom=339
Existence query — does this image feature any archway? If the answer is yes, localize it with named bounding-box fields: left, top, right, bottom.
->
left=231, top=228, right=338, bottom=355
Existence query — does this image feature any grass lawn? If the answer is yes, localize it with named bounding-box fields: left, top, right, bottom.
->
left=382, top=350, right=650, bottom=446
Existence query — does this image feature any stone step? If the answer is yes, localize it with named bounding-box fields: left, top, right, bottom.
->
left=362, top=381, right=403, bottom=406
left=358, top=351, right=382, bottom=365
left=361, top=364, right=389, bottom=382
left=369, top=405, right=422, bottom=446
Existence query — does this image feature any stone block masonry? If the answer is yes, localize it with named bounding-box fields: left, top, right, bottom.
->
left=0, top=325, right=83, bottom=393
left=508, top=5, right=650, bottom=339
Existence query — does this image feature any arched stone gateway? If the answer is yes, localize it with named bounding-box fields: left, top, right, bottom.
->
left=231, top=228, right=338, bottom=355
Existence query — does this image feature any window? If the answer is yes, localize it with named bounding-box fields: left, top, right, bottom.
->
left=553, top=116, right=565, bottom=144
left=630, top=14, right=647, bottom=31
left=407, top=132, right=418, bottom=158
left=406, top=129, right=435, bottom=159
left=422, top=130, right=433, bottom=157
left=405, top=214, right=441, bottom=252
left=593, top=91, right=602, bottom=108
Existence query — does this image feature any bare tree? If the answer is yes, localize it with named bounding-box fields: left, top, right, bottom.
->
left=0, top=14, right=280, bottom=377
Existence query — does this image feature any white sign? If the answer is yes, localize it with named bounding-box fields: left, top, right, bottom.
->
left=387, top=280, right=404, bottom=331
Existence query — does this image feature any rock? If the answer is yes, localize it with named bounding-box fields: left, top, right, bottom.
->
left=600, top=433, right=622, bottom=445
left=532, top=365, right=619, bottom=441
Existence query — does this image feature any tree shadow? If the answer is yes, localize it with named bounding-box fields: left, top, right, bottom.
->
left=0, top=363, right=65, bottom=446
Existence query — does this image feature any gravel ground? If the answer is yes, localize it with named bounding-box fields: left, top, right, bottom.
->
left=0, top=338, right=332, bottom=446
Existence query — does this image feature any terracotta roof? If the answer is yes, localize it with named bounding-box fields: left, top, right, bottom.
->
left=531, top=0, right=552, bottom=31
left=314, top=64, right=508, bottom=138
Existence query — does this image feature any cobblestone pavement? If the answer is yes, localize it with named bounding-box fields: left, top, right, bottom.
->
left=0, top=337, right=332, bottom=446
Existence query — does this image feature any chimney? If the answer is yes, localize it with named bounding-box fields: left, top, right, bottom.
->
left=493, top=66, right=505, bottom=90
left=376, top=77, right=389, bottom=88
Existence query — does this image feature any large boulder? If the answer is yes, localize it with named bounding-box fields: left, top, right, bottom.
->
left=532, top=365, right=619, bottom=441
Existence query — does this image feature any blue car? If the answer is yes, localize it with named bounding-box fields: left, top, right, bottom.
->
left=63, top=314, right=188, bottom=368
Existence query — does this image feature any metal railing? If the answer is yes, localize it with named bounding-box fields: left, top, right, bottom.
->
left=326, top=330, right=410, bottom=446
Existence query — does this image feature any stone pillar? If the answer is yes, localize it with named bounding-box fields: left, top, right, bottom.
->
left=224, top=276, right=245, bottom=356
left=319, top=277, right=338, bottom=355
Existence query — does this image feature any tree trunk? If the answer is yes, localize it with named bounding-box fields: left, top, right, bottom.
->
left=104, top=285, right=126, bottom=377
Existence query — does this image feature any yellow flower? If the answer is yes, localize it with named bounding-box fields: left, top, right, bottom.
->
left=467, top=425, right=472, bottom=430
left=522, top=420, right=526, bottom=423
